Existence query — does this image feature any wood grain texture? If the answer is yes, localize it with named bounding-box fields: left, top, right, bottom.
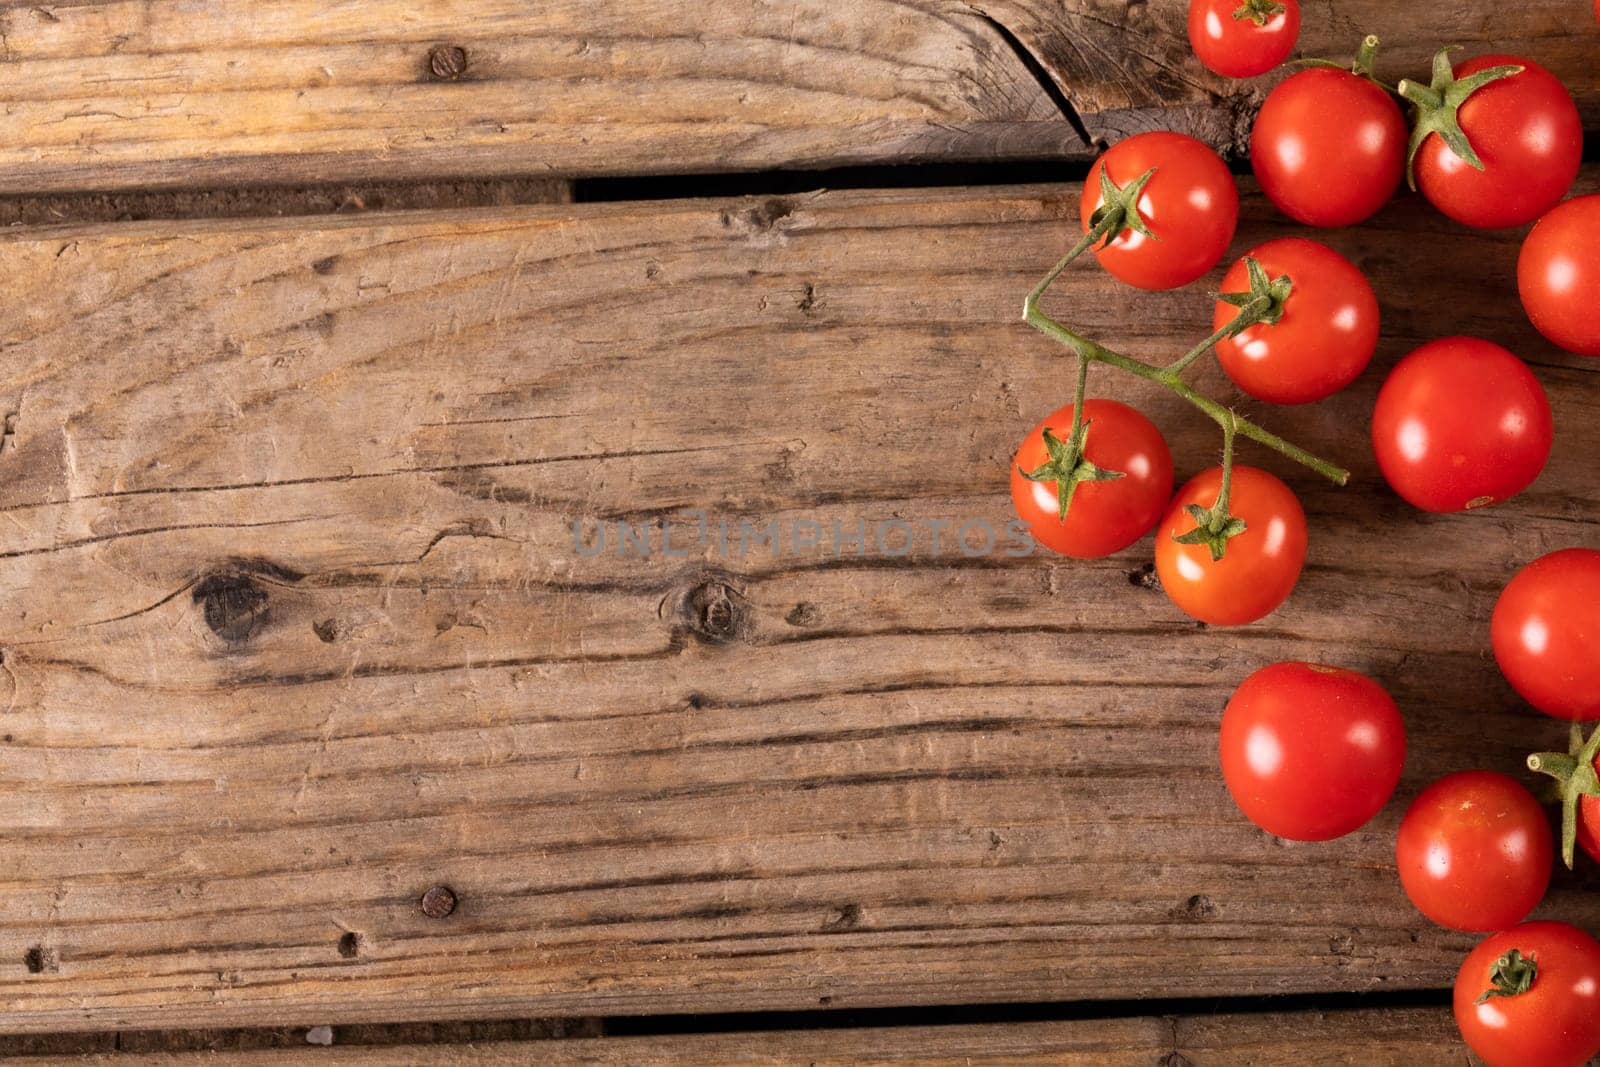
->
left=1, top=0, right=1595, bottom=193
left=1, top=175, right=1599, bottom=1031
left=14, top=1010, right=1502, bottom=1065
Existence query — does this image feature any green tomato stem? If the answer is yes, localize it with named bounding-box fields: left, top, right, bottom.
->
left=1528, top=721, right=1600, bottom=870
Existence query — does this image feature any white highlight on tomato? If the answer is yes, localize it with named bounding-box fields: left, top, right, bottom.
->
left=1245, top=725, right=1282, bottom=776
left=1397, top=418, right=1429, bottom=462
left=1175, top=551, right=1206, bottom=583
left=1346, top=720, right=1380, bottom=750
left=1358, top=120, right=1389, bottom=154
left=1124, top=453, right=1151, bottom=479
left=1521, top=615, right=1550, bottom=655
left=1500, top=827, right=1529, bottom=861
left=1332, top=304, right=1359, bottom=332
left=1500, top=408, right=1528, bottom=437
left=1425, top=843, right=1451, bottom=878
left=1262, top=516, right=1287, bottom=556
left=1188, top=186, right=1214, bottom=212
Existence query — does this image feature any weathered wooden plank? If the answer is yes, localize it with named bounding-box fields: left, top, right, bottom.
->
left=1, top=175, right=1598, bottom=1031
left=7, top=1009, right=1487, bottom=1065
left=0, top=0, right=1076, bottom=193
left=0, top=1, right=1594, bottom=193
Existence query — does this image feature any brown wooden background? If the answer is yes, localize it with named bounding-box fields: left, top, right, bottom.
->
left=1, top=0, right=1597, bottom=1062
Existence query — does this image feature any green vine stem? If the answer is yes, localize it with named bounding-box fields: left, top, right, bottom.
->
left=1021, top=175, right=1352, bottom=530
left=1477, top=949, right=1538, bottom=1004
left=1528, top=721, right=1600, bottom=869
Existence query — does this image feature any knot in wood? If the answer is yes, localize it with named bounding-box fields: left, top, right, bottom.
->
left=420, top=885, right=458, bottom=919
left=194, top=569, right=270, bottom=643
left=681, top=578, right=749, bottom=644
left=427, top=45, right=469, bottom=80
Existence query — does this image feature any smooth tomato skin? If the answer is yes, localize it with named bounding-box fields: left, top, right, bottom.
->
left=1415, top=56, right=1581, bottom=230
left=1454, top=922, right=1600, bottom=1067
left=1187, top=0, right=1299, bottom=79
left=1371, top=337, right=1552, bottom=513
left=1219, top=662, right=1406, bottom=841
left=1154, top=465, right=1306, bottom=626
left=1491, top=549, right=1600, bottom=721
left=1080, top=132, right=1239, bottom=290
left=1519, top=195, right=1600, bottom=357
left=1213, top=238, right=1379, bottom=404
left=1010, top=400, right=1175, bottom=559
left=1251, top=68, right=1406, bottom=227
left=1396, top=771, right=1553, bottom=932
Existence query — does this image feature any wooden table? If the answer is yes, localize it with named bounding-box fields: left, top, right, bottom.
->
left=1, top=1, right=1596, bottom=1061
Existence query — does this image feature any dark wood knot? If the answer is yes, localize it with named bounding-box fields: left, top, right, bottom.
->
left=194, top=571, right=269, bottom=643
left=427, top=45, right=468, bottom=80
left=679, top=578, right=751, bottom=645
left=420, top=885, right=458, bottom=919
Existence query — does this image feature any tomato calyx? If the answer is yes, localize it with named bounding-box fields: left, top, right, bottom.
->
left=1231, top=0, right=1286, bottom=26
left=1528, top=722, right=1600, bottom=869
left=1171, top=412, right=1247, bottom=561
left=1477, top=948, right=1538, bottom=1004
left=1018, top=421, right=1126, bottom=522
left=1398, top=46, right=1524, bottom=189
left=1216, top=256, right=1291, bottom=327
left=1088, top=166, right=1158, bottom=250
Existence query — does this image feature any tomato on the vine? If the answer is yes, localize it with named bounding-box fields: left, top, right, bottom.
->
left=1187, top=0, right=1299, bottom=79
left=1409, top=55, right=1581, bottom=230
left=1010, top=399, right=1174, bottom=559
left=1519, top=195, right=1600, bottom=357
left=1251, top=67, right=1406, bottom=228
left=1396, top=771, right=1552, bottom=932
left=1079, top=131, right=1238, bottom=291
left=1213, top=238, right=1378, bottom=404
left=1371, top=337, right=1552, bottom=513
left=1219, top=662, right=1406, bottom=841
left=1492, top=549, right=1600, bottom=721
left=1454, top=922, right=1600, bottom=1067
left=1154, top=465, right=1306, bottom=626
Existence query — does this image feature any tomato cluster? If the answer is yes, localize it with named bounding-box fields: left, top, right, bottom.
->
left=1010, top=11, right=1600, bottom=1064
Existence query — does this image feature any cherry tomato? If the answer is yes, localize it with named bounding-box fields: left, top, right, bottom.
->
left=1454, top=922, right=1600, bottom=1067
left=1413, top=56, right=1581, bottom=230
left=1187, top=0, right=1299, bottom=79
left=1518, top=195, right=1600, bottom=357
left=1155, top=465, right=1306, bottom=626
left=1251, top=68, right=1406, bottom=227
left=1010, top=400, right=1175, bottom=559
left=1080, top=132, right=1239, bottom=291
left=1396, top=771, right=1553, bottom=932
left=1371, top=337, right=1552, bottom=513
left=1213, top=238, right=1379, bottom=404
left=1492, top=549, right=1600, bottom=721
left=1219, top=662, right=1406, bottom=841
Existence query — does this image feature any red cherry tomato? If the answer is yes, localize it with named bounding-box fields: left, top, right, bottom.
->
left=1413, top=56, right=1581, bottom=230
left=1010, top=400, right=1175, bottom=559
left=1213, top=238, right=1379, bottom=404
left=1519, top=195, right=1600, bottom=357
left=1492, top=549, right=1600, bottom=721
left=1454, top=922, right=1600, bottom=1067
left=1396, top=771, right=1553, bottom=932
left=1187, top=0, right=1299, bottom=79
left=1371, top=337, right=1552, bottom=513
left=1080, top=132, right=1239, bottom=291
left=1219, top=662, right=1406, bottom=841
left=1154, top=465, right=1306, bottom=626
left=1251, top=68, right=1406, bottom=227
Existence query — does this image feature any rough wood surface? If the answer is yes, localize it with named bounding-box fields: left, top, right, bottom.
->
left=2, top=175, right=1599, bottom=1032
left=13, top=1010, right=1500, bottom=1065
left=0, top=0, right=1595, bottom=192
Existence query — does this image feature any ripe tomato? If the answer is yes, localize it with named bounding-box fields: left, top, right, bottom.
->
left=1213, top=238, right=1379, bottom=404
left=1395, top=771, right=1553, bottom=932
left=1454, top=922, right=1600, bottom=1067
left=1412, top=56, right=1581, bottom=230
left=1010, top=399, right=1174, bottom=559
left=1492, top=549, right=1600, bottom=721
left=1079, top=132, right=1238, bottom=291
left=1187, top=0, right=1299, bottom=79
left=1251, top=68, right=1406, bottom=227
left=1155, top=465, right=1306, bottom=626
left=1219, top=662, right=1406, bottom=841
left=1371, top=337, right=1552, bottom=513
left=1519, top=195, right=1600, bottom=357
